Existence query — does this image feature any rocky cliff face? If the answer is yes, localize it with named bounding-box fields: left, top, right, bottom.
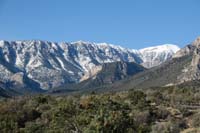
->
left=0, top=40, right=179, bottom=90
left=174, top=37, right=200, bottom=83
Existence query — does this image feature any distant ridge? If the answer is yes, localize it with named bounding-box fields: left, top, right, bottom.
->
left=0, top=40, right=179, bottom=91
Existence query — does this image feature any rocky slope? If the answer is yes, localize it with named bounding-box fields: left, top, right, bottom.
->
left=0, top=40, right=179, bottom=90
left=54, top=61, right=146, bottom=93
left=174, top=37, right=200, bottom=83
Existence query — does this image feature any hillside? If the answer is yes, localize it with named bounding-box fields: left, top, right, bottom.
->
left=53, top=61, right=146, bottom=93
left=0, top=86, right=200, bottom=132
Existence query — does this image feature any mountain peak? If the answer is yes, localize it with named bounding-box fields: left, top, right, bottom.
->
left=192, top=36, right=200, bottom=47
left=173, top=37, right=200, bottom=59
left=140, top=44, right=180, bottom=53
left=139, top=44, right=180, bottom=68
left=72, top=40, right=93, bottom=45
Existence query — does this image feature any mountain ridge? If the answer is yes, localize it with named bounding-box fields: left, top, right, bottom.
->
left=102, top=37, right=200, bottom=90
left=0, top=40, right=179, bottom=90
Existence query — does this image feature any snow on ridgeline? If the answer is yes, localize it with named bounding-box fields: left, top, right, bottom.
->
left=139, top=44, right=180, bottom=53
left=0, top=40, right=180, bottom=89
left=139, top=44, right=180, bottom=68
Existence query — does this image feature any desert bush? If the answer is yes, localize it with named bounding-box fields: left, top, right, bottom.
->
left=0, top=87, right=199, bottom=132
left=191, top=113, right=200, bottom=128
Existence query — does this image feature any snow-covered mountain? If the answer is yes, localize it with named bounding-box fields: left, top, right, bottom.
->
left=139, top=44, right=180, bottom=68
left=0, top=40, right=180, bottom=90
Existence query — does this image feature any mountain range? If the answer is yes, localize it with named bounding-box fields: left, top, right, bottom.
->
left=0, top=40, right=179, bottom=92
left=92, top=37, right=200, bottom=91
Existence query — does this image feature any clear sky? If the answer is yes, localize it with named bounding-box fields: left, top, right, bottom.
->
left=0, top=0, right=200, bottom=49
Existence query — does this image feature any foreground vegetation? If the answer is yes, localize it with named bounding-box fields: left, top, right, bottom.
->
left=0, top=86, right=200, bottom=133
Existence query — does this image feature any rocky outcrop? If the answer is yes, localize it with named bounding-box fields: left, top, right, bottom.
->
left=80, top=65, right=102, bottom=82
left=176, top=37, right=200, bottom=83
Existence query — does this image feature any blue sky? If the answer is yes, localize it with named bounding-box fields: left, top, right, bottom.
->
left=0, top=0, right=199, bottom=49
